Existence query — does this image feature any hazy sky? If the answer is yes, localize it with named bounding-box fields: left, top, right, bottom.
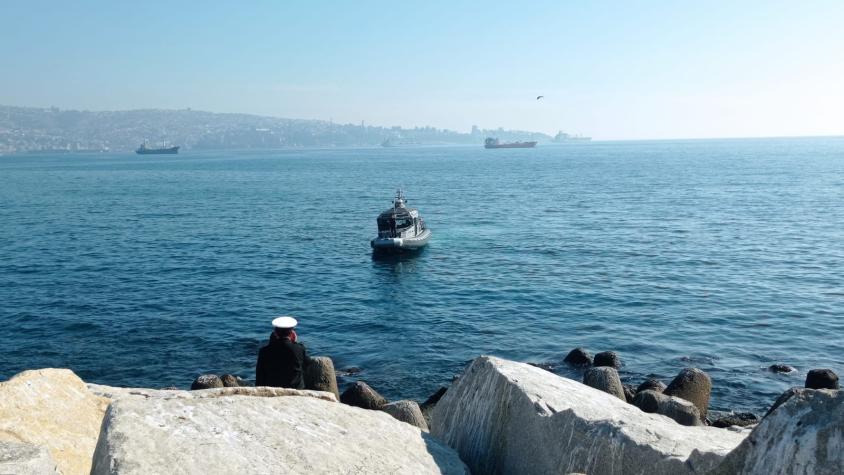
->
left=2, top=1, right=843, bottom=139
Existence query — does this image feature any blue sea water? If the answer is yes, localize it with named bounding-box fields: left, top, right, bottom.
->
left=1, top=138, right=843, bottom=413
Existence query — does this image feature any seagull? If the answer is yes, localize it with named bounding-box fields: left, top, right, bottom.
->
left=536, top=95, right=544, bottom=100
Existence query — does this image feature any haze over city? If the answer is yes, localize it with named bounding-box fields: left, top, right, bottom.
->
left=2, top=0, right=843, bottom=140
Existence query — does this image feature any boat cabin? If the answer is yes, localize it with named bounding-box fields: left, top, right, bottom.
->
left=376, top=191, right=426, bottom=239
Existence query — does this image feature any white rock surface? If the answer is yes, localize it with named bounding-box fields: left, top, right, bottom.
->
left=91, top=394, right=468, bottom=474
left=0, top=369, right=109, bottom=475
left=0, top=441, right=59, bottom=475
left=431, top=356, right=746, bottom=475
left=709, top=388, right=843, bottom=474
left=87, top=383, right=337, bottom=402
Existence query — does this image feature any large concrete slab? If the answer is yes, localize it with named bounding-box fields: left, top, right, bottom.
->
left=91, top=393, right=468, bottom=474
left=709, top=388, right=842, bottom=475
left=431, top=356, right=746, bottom=475
left=0, top=369, right=109, bottom=475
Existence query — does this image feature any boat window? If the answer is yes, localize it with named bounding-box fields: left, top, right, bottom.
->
left=377, top=218, right=393, bottom=231
left=396, top=219, right=412, bottom=229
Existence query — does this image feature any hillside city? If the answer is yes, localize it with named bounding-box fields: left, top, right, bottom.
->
left=0, top=105, right=590, bottom=154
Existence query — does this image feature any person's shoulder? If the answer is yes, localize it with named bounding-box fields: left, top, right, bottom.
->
left=288, top=340, right=307, bottom=352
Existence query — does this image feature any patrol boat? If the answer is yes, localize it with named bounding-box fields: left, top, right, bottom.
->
left=371, top=190, right=431, bottom=252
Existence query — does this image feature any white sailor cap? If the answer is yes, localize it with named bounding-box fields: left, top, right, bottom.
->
left=271, top=316, right=298, bottom=329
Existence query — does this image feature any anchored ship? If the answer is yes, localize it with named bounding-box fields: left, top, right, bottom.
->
left=553, top=131, right=591, bottom=142
left=484, top=137, right=537, bottom=149
left=136, top=142, right=179, bottom=155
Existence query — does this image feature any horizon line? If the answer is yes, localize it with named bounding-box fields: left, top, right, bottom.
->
left=2, top=103, right=843, bottom=143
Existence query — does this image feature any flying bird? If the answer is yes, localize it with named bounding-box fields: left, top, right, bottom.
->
left=536, top=95, right=544, bottom=100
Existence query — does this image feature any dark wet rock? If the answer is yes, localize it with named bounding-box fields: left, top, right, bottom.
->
left=636, top=378, right=667, bottom=394
left=711, top=412, right=759, bottom=428
left=337, top=367, right=362, bottom=376
left=421, top=387, right=448, bottom=409
left=220, top=374, right=243, bottom=388
left=528, top=362, right=556, bottom=372
left=664, top=368, right=711, bottom=420
left=582, top=367, right=625, bottom=400
left=339, top=381, right=387, bottom=410
left=420, top=386, right=448, bottom=427
left=304, top=356, right=340, bottom=399
left=382, top=400, right=428, bottom=431
left=622, top=384, right=636, bottom=404
left=768, top=364, right=796, bottom=374
left=633, top=390, right=703, bottom=426
left=805, top=368, right=839, bottom=389
left=563, top=347, right=592, bottom=367
left=190, top=374, right=224, bottom=390
left=593, top=351, right=621, bottom=369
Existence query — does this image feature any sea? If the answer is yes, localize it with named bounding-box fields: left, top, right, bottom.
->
left=1, top=138, right=843, bottom=414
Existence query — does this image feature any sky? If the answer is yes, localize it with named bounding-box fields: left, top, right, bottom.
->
left=1, top=1, right=843, bottom=140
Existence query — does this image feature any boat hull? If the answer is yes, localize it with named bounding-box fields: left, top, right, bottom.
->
left=484, top=141, right=537, bottom=149
left=136, top=146, right=180, bottom=155
left=371, top=229, right=431, bottom=251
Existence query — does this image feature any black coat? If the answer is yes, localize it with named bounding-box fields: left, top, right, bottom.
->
left=255, top=338, right=309, bottom=389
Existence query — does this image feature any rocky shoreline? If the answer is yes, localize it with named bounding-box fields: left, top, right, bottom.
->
left=0, top=352, right=840, bottom=474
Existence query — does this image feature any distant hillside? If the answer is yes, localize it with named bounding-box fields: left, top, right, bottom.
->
left=0, top=106, right=553, bottom=153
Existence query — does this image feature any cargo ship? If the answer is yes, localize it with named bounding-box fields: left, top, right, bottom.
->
left=484, top=138, right=537, bottom=149
left=136, top=142, right=179, bottom=155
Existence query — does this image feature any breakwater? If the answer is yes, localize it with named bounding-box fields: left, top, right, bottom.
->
left=1, top=356, right=840, bottom=474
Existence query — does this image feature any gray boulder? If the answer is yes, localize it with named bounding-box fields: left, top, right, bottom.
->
left=583, top=366, right=626, bottom=400
left=0, top=442, right=59, bottom=475
left=340, top=381, right=387, bottom=410
left=91, top=392, right=468, bottom=474
left=633, top=390, right=703, bottom=426
left=637, top=378, right=667, bottom=393
left=563, top=347, right=592, bottom=367
left=665, top=368, right=711, bottom=420
left=710, top=388, right=843, bottom=474
left=659, top=395, right=703, bottom=427
left=593, top=351, right=622, bottom=369
left=304, top=356, right=340, bottom=399
left=190, top=374, right=224, bottom=390
left=805, top=368, right=839, bottom=389
left=633, top=389, right=663, bottom=412
left=220, top=374, right=243, bottom=387
left=382, top=400, right=429, bottom=431
left=431, top=356, right=745, bottom=475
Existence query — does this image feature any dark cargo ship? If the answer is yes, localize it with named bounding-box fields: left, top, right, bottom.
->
left=484, top=137, right=537, bottom=149
left=136, top=143, right=179, bottom=155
